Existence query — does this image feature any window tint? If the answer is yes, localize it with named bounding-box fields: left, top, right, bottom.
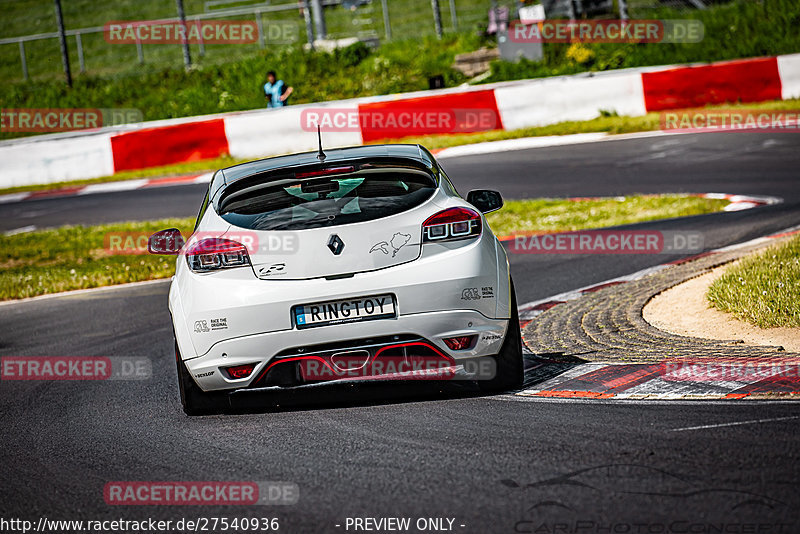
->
left=438, top=167, right=460, bottom=197
left=194, top=188, right=210, bottom=230
left=216, top=170, right=436, bottom=231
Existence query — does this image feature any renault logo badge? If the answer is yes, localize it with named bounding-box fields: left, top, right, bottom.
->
left=327, top=234, right=345, bottom=255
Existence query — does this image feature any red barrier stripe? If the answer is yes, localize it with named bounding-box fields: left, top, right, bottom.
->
left=358, top=89, right=503, bottom=143
left=768, top=229, right=800, bottom=239
left=534, top=390, right=615, bottom=399
left=111, top=119, right=228, bottom=172
left=530, top=301, right=565, bottom=311
left=143, top=174, right=204, bottom=187
left=727, top=374, right=800, bottom=396
left=581, top=281, right=626, bottom=294
left=665, top=251, right=716, bottom=265
left=724, top=393, right=749, bottom=399
left=27, top=186, right=86, bottom=199
left=642, top=57, right=782, bottom=112
left=545, top=364, right=661, bottom=395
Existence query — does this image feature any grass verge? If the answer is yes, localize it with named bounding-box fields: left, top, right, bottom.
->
left=4, top=98, right=799, bottom=196
left=707, top=235, right=800, bottom=328
left=487, top=194, right=729, bottom=236
left=0, top=194, right=728, bottom=301
left=0, top=218, right=194, bottom=301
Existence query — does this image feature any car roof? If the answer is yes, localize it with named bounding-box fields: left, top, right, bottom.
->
left=219, top=144, right=437, bottom=183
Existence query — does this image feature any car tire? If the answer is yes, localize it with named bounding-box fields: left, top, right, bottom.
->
left=478, top=280, right=524, bottom=393
left=175, top=341, right=228, bottom=416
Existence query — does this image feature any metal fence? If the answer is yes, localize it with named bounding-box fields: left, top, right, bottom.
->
left=0, top=0, right=714, bottom=82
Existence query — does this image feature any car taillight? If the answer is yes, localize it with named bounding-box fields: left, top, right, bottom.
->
left=443, top=335, right=477, bottom=350
left=422, top=207, right=482, bottom=243
left=223, top=363, right=256, bottom=379
left=186, top=238, right=250, bottom=272
left=295, top=166, right=354, bottom=179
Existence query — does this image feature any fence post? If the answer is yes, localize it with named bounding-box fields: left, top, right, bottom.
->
left=197, top=20, right=206, bottom=56
left=311, top=0, right=327, bottom=40
left=53, top=0, right=72, bottom=87
left=136, top=38, right=144, bottom=64
left=381, top=0, right=392, bottom=40
left=431, top=0, right=443, bottom=38
left=256, top=12, right=265, bottom=48
left=302, top=0, right=315, bottom=50
left=18, top=41, right=29, bottom=80
left=448, top=0, right=458, bottom=31
left=75, top=32, right=86, bottom=72
left=618, top=0, right=629, bottom=20
left=175, top=0, right=192, bottom=69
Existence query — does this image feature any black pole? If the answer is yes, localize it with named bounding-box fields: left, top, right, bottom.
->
left=175, top=0, right=192, bottom=69
left=53, top=0, right=72, bottom=87
left=431, top=0, right=443, bottom=38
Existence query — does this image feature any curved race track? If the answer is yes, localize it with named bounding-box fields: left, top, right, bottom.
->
left=1, top=130, right=799, bottom=531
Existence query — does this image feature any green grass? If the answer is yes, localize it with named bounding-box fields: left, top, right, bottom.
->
left=485, top=194, right=729, bottom=236
left=707, top=235, right=800, bottom=328
left=0, top=194, right=729, bottom=301
left=0, top=34, right=485, bottom=142
left=4, top=97, right=799, bottom=196
left=481, top=0, right=800, bottom=84
left=0, top=218, right=194, bottom=300
left=0, top=0, right=498, bottom=81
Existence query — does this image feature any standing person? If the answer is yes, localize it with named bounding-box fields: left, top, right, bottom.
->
left=263, top=71, right=293, bottom=108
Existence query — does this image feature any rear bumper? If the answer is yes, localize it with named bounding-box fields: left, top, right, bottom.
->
left=169, top=226, right=512, bottom=392
left=170, top=230, right=510, bottom=357
left=182, top=309, right=508, bottom=392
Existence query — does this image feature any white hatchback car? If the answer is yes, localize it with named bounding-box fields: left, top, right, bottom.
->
left=150, top=144, right=522, bottom=414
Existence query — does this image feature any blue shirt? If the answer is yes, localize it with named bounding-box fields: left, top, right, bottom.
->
left=264, top=80, right=287, bottom=108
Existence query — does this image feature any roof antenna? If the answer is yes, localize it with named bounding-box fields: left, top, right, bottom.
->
left=316, top=124, right=326, bottom=162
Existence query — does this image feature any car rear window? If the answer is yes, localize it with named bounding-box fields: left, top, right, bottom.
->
left=216, top=169, right=437, bottom=231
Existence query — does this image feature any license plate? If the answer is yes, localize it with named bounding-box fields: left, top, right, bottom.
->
left=293, top=294, right=396, bottom=329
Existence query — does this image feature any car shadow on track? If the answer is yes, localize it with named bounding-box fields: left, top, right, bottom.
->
left=213, top=354, right=585, bottom=416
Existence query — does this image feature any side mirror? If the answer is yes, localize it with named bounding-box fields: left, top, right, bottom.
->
left=466, top=189, right=503, bottom=214
left=148, top=228, right=185, bottom=255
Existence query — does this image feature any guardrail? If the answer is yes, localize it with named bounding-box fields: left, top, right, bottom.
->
left=0, top=0, right=524, bottom=81
left=0, top=0, right=351, bottom=80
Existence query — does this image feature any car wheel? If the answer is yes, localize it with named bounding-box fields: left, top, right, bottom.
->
left=478, top=280, right=524, bottom=393
left=175, top=341, right=228, bottom=416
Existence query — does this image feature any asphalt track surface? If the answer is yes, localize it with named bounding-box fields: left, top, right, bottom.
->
left=1, top=131, right=799, bottom=531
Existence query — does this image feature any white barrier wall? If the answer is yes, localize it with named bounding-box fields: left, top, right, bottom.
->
left=494, top=70, right=648, bottom=130
left=223, top=103, right=363, bottom=160
left=777, top=53, right=800, bottom=100
left=3, top=54, right=799, bottom=189
left=1, top=133, right=115, bottom=187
